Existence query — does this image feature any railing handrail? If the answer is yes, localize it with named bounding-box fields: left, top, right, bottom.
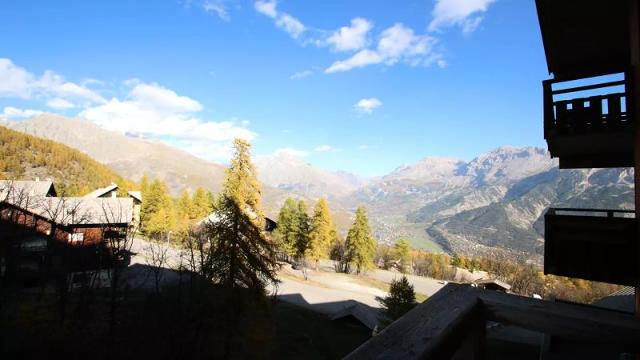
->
left=546, top=207, right=635, bottom=218
left=550, top=79, right=626, bottom=95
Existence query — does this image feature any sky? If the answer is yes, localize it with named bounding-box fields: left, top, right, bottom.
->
left=0, top=0, right=549, bottom=177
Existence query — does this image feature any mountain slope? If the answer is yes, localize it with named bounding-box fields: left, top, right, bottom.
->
left=341, top=147, right=633, bottom=260
left=255, top=153, right=363, bottom=200
left=6, top=114, right=227, bottom=195
left=0, top=125, right=133, bottom=195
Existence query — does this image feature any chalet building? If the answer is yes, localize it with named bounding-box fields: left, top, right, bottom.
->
left=0, top=180, right=138, bottom=287
left=84, top=182, right=142, bottom=227
left=347, top=1, right=640, bottom=358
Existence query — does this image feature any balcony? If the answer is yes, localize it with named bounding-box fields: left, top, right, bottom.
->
left=347, top=284, right=640, bottom=359
left=543, top=74, right=633, bottom=169
left=544, top=208, right=638, bottom=286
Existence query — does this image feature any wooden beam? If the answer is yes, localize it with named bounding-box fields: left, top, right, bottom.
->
left=345, top=284, right=481, bottom=360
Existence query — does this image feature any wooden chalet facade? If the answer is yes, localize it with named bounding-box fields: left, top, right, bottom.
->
left=0, top=180, right=137, bottom=287
left=347, top=1, right=640, bottom=358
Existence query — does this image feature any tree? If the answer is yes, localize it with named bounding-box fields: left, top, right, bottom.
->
left=344, top=206, right=377, bottom=274
left=209, top=138, right=278, bottom=292
left=176, top=189, right=193, bottom=232
left=295, top=200, right=310, bottom=259
left=275, top=198, right=300, bottom=259
left=201, top=138, right=279, bottom=359
left=307, top=198, right=337, bottom=269
left=190, top=187, right=212, bottom=219
left=393, top=239, right=412, bottom=274
left=141, top=179, right=175, bottom=235
left=378, top=276, right=416, bottom=327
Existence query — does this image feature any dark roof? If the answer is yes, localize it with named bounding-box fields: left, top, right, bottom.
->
left=536, top=0, right=630, bottom=80
left=474, top=278, right=511, bottom=291
left=594, top=286, right=635, bottom=313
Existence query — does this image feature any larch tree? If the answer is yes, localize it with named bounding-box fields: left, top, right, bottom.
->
left=205, top=138, right=278, bottom=295
left=275, top=197, right=300, bottom=259
left=201, top=138, right=279, bottom=359
left=295, top=200, right=310, bottom=259
left=344, top=206, right=377, bottom=274
left=393, top=239, right=412, bottom=274
left=176, top=189, right=193, bottom=232
left=308, top=198, right=337, bottom=269
left=144, top=179, right=175, bottom=236
left=190, top=187, right=212, bottom=219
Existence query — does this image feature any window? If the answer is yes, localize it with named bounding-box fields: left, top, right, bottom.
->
left=68, top=232, right=84, bottom=244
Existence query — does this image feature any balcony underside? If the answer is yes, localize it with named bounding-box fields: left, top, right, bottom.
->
left=544, top=208, right=639, bottom=286
left=546, top=131, right=634, bottom=169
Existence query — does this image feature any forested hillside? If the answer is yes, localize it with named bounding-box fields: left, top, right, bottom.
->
left=0, top=125, right=134, bottom=195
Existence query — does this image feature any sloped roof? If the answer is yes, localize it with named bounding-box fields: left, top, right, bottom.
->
left=2, top=194, right=133, bottom=226
left=330, top=301, right=379, bottom=330
left=0, top=180, right=56, bottom=200
left=84, top=183, right=118, bottom=198
left=475, top=278, right=511, bottom=291
left=127, top=191, right=142, bottom=203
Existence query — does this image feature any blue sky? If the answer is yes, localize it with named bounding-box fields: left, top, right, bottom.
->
left=0, top=0, right=548, bottom=177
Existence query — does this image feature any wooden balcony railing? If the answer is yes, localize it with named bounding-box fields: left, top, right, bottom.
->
left=542, top=73, right=634, bottom=168
left=347, top=284, right=640, bottom=359
left=544, top=208, right=638, bottom=286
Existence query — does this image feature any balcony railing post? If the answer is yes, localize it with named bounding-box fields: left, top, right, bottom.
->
left=543, top=79, right=554, bottom=139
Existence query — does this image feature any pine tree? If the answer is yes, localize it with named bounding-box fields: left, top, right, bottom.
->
left=295, top=200, right=310, bottom=259
left=378, top=276, right=416, bottom=326
left=275, top=198, right=300, bottom=259
left=344, top=206, right=377, bottom=274
left=393, top=239, right=412, bottom=274
left=308, top=198, right=337, bottom=269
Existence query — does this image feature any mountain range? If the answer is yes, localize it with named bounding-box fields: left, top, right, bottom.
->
left=2, top=114, right=634, bottom=262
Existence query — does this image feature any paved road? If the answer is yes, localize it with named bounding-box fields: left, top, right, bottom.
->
left=316, top=260, right=445, bottom=297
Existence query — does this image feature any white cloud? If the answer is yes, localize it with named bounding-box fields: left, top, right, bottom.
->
left=358, top=144, right=370, bottom=150
left=255, top=0, right=277, bottom=18
left=314, top=144, right=334, bottom=152
left=428, top=0, right=495, bottom=33
left=326, top=24, right=437, bottom=73
left=254, top=1, right=306, bottom=39
left=355, top=98, right=382, bottom=114
left=326, top=18, right=372, bottom=52
left=47, top=98, right=75, bottom=110
left=0, top=58, right=105, bottom=105
left=273, top=147, right=309, bottom=158
left=79, top=81, right=255, bottom=162
left=130, top=82, right=203, bottom=113
left=2, top=106, right=43, bottom=119
left=202, top=0, right=229, bottom=21
left=289, top=70, right=313, bottom=80
left=276, top=14, right=305, bottom=39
